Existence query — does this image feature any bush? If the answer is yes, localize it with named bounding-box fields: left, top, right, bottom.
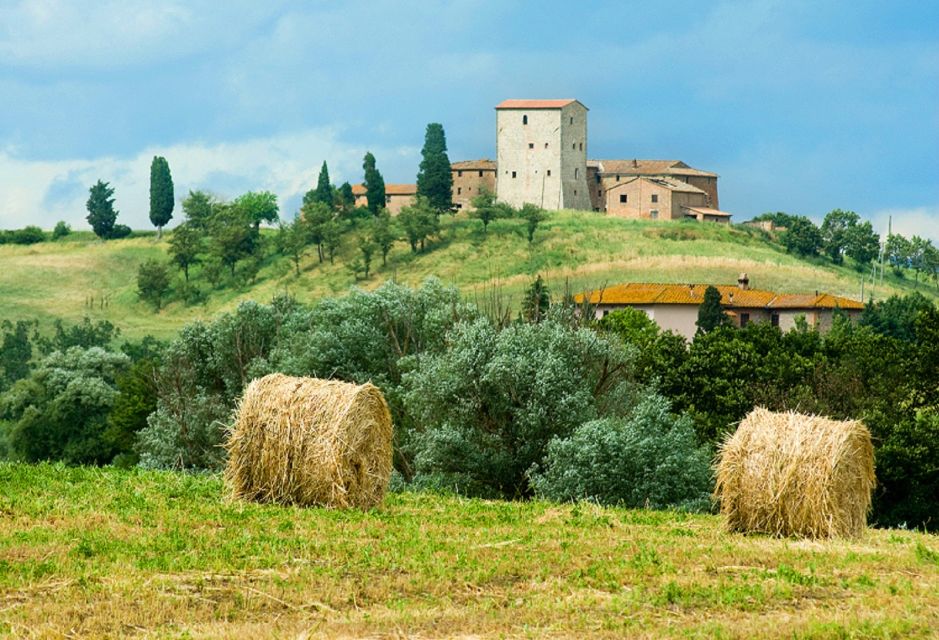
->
left=402, top=312, right=638, bottom=497
left=11, top=226, right=46, bottom=245
left=109, top=224, right=132, bottom=239
left=529, top=394, right=712, bottom=511
left=52, top=221, right=72, bottom=240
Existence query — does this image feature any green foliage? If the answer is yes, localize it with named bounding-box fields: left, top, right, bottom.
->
left=398, top=196, right=439, bottom=252
left=136, top=259, right=171, bottom=310
left=168, top=222, right=203, bottom=282
left=209, top=203, right=259, bottom=276
left=782, top=215, right=823, bottom=257
left=402, top=314, right=637, bottom=497
left=885, top=233, right=911, bottom=274
left=337, top=181, right=355, bottom=213
left=520, top=202, right=548, bottom=243
left=521, top=275, right=550, bottom=323
left=362, top=152, right=386, bottom=215
left=86, top=180, right=119, bottom=239
left=109, top=224, right=132, bottom=239
left=0, top=346, right=130, bottom=464
left=234, top=191, right=279, bottom=229
left=356, top=233, right=376, bottom=279
left=371, top=209, right=397, bottom=266
left=311, top=161, right=335, bottom=208
left=860, top=293, right=936, bottom=342
left=821, top=209, right=860, bottom=264
left=277, top=216, right=311, bottom=276
left=0, top=320, right=35, bottom=392
left=845, top=219, right=880, bottom=268
left=106, top=356, right=160, bottom=467
left=7, top=226, right=47, bottom=244
left=416, top=123, right=453, bottom=212
left=300, top=201, right=333, bottom=262
left=322, top=220, right=343, bottom=264
left=599, top=308, right=687, bottom=397
left=148, top=156, right=174, bottom=235
left=51, top=221, right=71, bottom=240
left=469, top=188, right=512, bottom=232
left=696, top=285, right=728, bottom=334
left=37, top=317, right=119, bottom=354
left=182, top=190, right=214, bottom=230
left=530, top=394, right=712, bottom=511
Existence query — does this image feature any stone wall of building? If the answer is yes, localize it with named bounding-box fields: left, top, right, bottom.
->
left=451, top=161, right=496, bottom=209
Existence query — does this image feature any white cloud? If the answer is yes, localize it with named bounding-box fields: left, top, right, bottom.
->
left=0, top=129, right=418, bottom=230
left=869, top=207, right=939, bottom=243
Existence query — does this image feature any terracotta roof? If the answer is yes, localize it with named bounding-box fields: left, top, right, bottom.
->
left=607, top=176, right=707, bottom=195
left=594, top=159, right=717, bottom=178
left=495, top=99, right=584, bottom=110
left=683, top=206, right=732, bottom=217
left=575, top=282, right=863, bottom=310
left=451, top=159, right=496, bottom=170
left=351, top=183, right=416, bottom=196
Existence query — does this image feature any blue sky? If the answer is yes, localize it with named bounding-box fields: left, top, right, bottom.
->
left=1, top=0, right=937, bottom=239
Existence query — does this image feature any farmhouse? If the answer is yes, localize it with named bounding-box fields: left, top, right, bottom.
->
left=577, top=274, right=864, bottom=341
left=603, top=176, right=730, bottom=223
left=351, top=183, right=417, bottom=215
left=451, top=159, right=496, bottom=209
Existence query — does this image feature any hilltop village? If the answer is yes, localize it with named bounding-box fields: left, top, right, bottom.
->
left=354, top=99, right=733, bottom=223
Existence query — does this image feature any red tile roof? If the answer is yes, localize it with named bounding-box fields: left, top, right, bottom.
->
left=575, top=282, right=863, bottom=310
left=495, top=99, right=582, bottom=109
left=595, top=159, right=717, bottom=178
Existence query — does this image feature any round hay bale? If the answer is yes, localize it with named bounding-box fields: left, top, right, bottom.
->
left=714, top=407, right=876, bottom=539
left=224, top=373, right=393, bottom=509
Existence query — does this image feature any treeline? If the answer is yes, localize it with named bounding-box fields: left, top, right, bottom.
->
left=1, top=281, right=936, bottom=529
left=754, top=210, right=939, bottom=287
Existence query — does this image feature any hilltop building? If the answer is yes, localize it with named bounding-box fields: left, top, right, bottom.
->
left=351, top=183, right=417, bottom=215
left=576, top=275, right=863, bottom=341
left=451, top=159, right=496, bottom=209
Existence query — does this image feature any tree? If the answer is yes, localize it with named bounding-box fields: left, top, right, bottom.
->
left=782, top=215, right=823, bottom=257
left=416, top=123, right=453, bottom=212
left=301, top=201, right=333, bottom=262
left=51, top=221, right=71, bottom=240
left=148, top=156, right=174, bottom=238
left=0, top=320, right=35, bottom=392
left=337, top=182, right=356, bottom=213
left=398, top=196, right=438, bottom=252
left=844, top=219, right=880, bottom=268
left=909, top=236, right=932, bottom=284
left=520, top=202, right=548, bottom=243
left=278, top=216, right=311, bottom=276
left=696, top=285, right=728, bottom=334
left=312, top=161, right=335, bottom=208
left=234, top=191, right=279, bottom=230
left=322, top=220, right=343, bottom=264
left=885, top=233, right=912, bottom=275
left=209, top=204, right=257, bottom=277
left=820, top=209, right=860, bottom=264
left=168, top=222, right=203, bottom=282
left=362, top=152, right=386, bottom=215
left=137, top=259, right=171, bottom=310
left=86, top=180, right=118, bottom=239
left=469, top=188, right=503, bottom=233
left=357, top=235, right=377, bottom=279
left=371, top=209, right=397, bottom=266
left=521, top=275, right=550, bottom=323
left=182, top=190, right=214, bottom=230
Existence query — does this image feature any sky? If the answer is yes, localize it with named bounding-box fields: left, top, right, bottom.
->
left=0, top=0, right=937, bottom=239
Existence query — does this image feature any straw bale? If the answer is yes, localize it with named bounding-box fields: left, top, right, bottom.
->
left=224, top=374, right=393, bottom=509
left=714, top=407, right=875, bottom=539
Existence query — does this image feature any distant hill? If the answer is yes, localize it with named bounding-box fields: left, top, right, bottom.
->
left=1, top=212, right=934, bottom=340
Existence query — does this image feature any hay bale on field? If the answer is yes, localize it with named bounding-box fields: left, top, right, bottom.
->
left=714, top=407, right=875, bottom=539
left=224, top=373, right=393, bottom=509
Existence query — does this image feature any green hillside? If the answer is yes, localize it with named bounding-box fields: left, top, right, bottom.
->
left=1, top=213, right=933, bottom=339
left=1, top=463, right=937, bottom=638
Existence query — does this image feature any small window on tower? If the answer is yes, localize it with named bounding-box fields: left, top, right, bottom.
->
left=523, top=115, right=528, bottom=125
left=458, top=170, right=463, bottom=177
left=579, top=143, right=583, bottom=151
left=619, top=194, right=627, bottom=203
left=651, top=194, right=658, bottom=203
left=547, top=170, right=551, bottom=176
left=478, top=170, right=483, bottom=177
left=575, top=168, right=579, bottom=178
left=512, top=171, right=517, bottom=178
left=457, top=187, right=462, bottom=195
left=528, top=143, right=534, bottom=149
left=569, top=117, right=573, bottom=125
left=572, top=143, right=576, bottom=150
left=544, top=142, right=548, bottom=149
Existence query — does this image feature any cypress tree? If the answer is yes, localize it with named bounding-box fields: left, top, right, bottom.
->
left=313, top=161, right=334, bottom=208
left=416, top=123, right=453, bottom=212
left=86, top=180, right=118, bottom=240
left=148, top=156, right=174, bottom=238
left=363, top=152, right=386, bottom=215
left=696, top=285, right=729, bottom=334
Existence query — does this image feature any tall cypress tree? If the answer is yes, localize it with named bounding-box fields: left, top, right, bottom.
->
left=86, top=180, right=118, bottom=240
left=363, top=152, right=386, bottom=215
left=149, top=156, right=174, bottom=238
left=696, top=286, right=729, bottom=334
left=416, top=123, right=453, bottom=212
left=313, top=161, right=334, bottom=208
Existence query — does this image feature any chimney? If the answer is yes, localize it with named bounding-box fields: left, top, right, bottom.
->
left=632, top=158, right=639, bottom=168
left=737, top=273, right=750, bottom=290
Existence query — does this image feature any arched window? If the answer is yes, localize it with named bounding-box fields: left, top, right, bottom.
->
left=575, top=168, right=579, bottom=178
left=522, top=115, right=528, bottom=125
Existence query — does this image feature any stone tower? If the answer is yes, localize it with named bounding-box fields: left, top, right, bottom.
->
left=495, top=99, right=590, bottom=211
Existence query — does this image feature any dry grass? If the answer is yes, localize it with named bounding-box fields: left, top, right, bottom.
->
left=0, top=464, right=937, bottom=638
left=225, top=374, right=393, bottom=509
left=715, top=408, right=876, bottom=539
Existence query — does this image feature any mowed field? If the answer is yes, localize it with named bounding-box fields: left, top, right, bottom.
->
left=1, top=464, right=937, bottom=638
left=1, top=213, right=934, bottom=340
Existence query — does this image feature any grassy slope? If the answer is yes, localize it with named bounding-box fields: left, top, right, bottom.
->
left=1, top=215, right=935, bottom=340
left=0, top=464, right=937, bottom=638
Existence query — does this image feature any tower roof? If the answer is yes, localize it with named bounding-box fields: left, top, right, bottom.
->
left=495, top=99, right=586, bottom=110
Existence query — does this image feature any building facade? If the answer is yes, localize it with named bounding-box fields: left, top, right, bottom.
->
left=576, top=275, right=864, bottom=341
left=450, top=159, right=496, bottom=209
left=494, top=99, right=591, bottom=211
left=604, top=176, right=712, bottom=220
left=351, top=183, right=417, bottom=215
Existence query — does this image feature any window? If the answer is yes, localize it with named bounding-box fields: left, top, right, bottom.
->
left=547, top=170, right=551, bottom=176
left=579, top=142, right=583, bottom=151
left=771, top=313, right=780, bottom=327
left=572, top=143, right=576, bottom=150
left=574, top=168, right=579, bottom=178
left=528, top=143, right=534, bottom=149
left=574, top=190, right=577, bottom=196
left=650, top=210, right=658, bottom=219
left=457, top=187, right=462, bottom=195
left=651, top=194, right=658, bottom=203
left=544, top=142, right=548, bottom=149
left=523, top=115, right=528, bottom=125
left=740, top=313, right=750, bottom=327
left=511, top=171, right=517, bottom=178
left=478, top=170, right=483, bottom=177
left=602, top=309, right=610, bottom=317
left=619, top=194, right=627, bottom=203
left=570, top=117, right=573, bottom=125
left=615, top=174, right=620, bottom=181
